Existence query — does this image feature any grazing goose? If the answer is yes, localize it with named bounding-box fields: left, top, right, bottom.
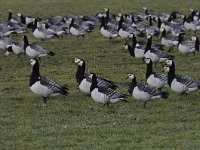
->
left=29, top=59, right=68, bottom=103
left=127, top=74, right=169, bottom=108
left=144, top=58, right=168, bottom=89
left=23, top=35, right=55, bottom=58
left=178, top=36, right=199, bottom=55
left=32, top=19, right=59, bottom=40
left=75, top=58, right=117, bottom=94
left=89, top=73, right=127, bottom=106
left=100, top=16, right=118, bottom=39
left=164, top=59, right=200, bottom=94
left=5, top=40, right=24, bottom=57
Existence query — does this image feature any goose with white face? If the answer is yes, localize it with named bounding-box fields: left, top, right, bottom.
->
left=74, top=58, right=81, bottom=64
left=165, top=59, right=173, bottom=66
left=29, top=59, right=37, bottom=66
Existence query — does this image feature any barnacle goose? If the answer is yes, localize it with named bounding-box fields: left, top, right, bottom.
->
left=183, top=15, right=200, bottom=33
left=32, top=19, right=59, bottom=40
left=144, top=35, right=174, bottom=63
left=0, top=25, right=16, bottom=37
left=127, top=74, right=169, bottom=108
left=17, top=13, right=35, bottom=25
left=23, top=35, right=55, bottom=58
left=178, top=36, right=199, bottom=55
left=75, top=58, right=117, bottom=94
left=29, top=59, right=68, bottom=103
left=100, top=16, right=118, bottom=40
left=89, top=73, right=127, bottom=106
left=164, top=59, right=200, bottom=94
left=144, top=58, right=168, bottom=89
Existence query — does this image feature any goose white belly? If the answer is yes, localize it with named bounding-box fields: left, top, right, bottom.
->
left=178, top=44, right=190, bottom=54
left=100, top=27, right=118, bottom=38
left=12, top=44, right=23, bottom=54
left=147, top=75, right=166, bottom=88
left=119, top=29, right=130, bottom=38
left=79, top=79, right=91, bottom=94
left=30, top=81, right=53, bottom=97
left=132, top=87, right=151, bottom=101
left=70, top=27, right=80, bottom=36
left=144, top=51, right=159, bottom=62
left=134, top=48, right=145, bottom=58
left=170, top=79, right=187, bottom=93
left=26, top=46, right=38, bottom=58
left=91, top=88, right=108, bottom=104
left=161, top=38, right=172, bottom=47
left=33, top=29, right=45, bottom=39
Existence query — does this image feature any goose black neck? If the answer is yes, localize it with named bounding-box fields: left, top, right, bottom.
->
left=20, top=14, right=26, bottom=24
left=127, top=45, right=135, bottom=57
left=118, top=19, right=123, bottom=31
left=90, top=74, right=98, bottom=92
left=161, top=29, right=166, bottom=38
left=100, top=16, right=106, bottom=29
left=167, top=62, right=176, bottom=86
left=149, top=16, right=153, bottom=26
left=128, top=77, right=137, bottom=95
left=69, top=19, right=74, bottom=28
left=23, top=36, right=29, bottom=50
left=32, top=19, right=37, bottom=32
left=76, top=63, right=85, bottom=84
left=106, top=9, right=109, bottom=21
left=195, top=37, right=199, bottom=51
left=145, top=38, right=152, bottom=53
left=131, top=34, right=137, bottom=47
left=29, top=60, right=40, bottom=86
left=8, top=12, right=12, bottom=21
left=157, top=17, right=162, bottom=28
left=146, top=61, right=153, bottom=79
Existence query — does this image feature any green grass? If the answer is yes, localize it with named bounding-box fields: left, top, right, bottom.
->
left=0, top=0, right=200, bottom=149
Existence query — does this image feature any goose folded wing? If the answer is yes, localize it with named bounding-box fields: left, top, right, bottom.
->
left=40, top=76, right=68, bottom=92
left=38, top=28, right=55, bottom=35
left=98, top=87, right=125, bottom=99
left=138, top=83, right=160, bottom=95
left=176, top=75, right=199, bottom=88
left=30, top=44, right=50, bottom=53
left=154, top=73, right=168, bottom=82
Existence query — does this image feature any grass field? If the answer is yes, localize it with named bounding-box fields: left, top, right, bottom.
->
left=0, top=0, right=200, bottom=149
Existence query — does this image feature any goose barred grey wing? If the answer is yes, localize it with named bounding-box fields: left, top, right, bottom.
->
left=176, top=75, right=200, bottom=88
left=98, top=87, right=126, bottom=99
left=138, top=83, right=163, bottom=96
left=154, top=73, right=168, bottom=82
left=40, top=76, right=68, bottom=94
left=30, top=44, right=53, bottom=54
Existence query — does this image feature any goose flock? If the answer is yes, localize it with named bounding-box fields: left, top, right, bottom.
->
left=1, top=8, right=200, bottom=108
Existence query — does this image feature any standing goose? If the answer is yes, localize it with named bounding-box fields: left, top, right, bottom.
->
left=29, top=59, right=68, bottom=103
left=145, top=16, right=161, bottom=37
left=164, top=59, right=200, bottom=94
left=89, top=73, right=127, bottom=106
left=127, top=74, right=169, bottom=108
left=144, top=58, right=168, bottom=89
left=178, top=36, right=199, bottom=55
left=23, top=35, right=55, bottom=58
left=75, top=58, right=118, bottom=94
left=32, top=19, right=59, bottom=40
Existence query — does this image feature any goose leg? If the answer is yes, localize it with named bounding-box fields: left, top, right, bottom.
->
left=43, top=97, right=48, bottom=104
left=143, top=101, right=147, bottom=108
